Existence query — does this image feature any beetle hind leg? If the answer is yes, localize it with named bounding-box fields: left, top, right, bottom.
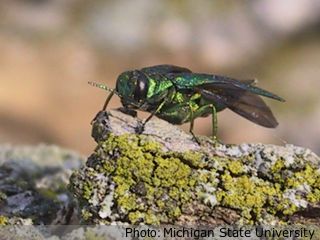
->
left=210, top=104, right=224, bottom=145
left=188, top=104, right=201, bottom=145
left=211, top=104, right=218, bottom=140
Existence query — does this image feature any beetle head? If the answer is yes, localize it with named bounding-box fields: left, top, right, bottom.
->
left=116, top=70, right=148, bottom=109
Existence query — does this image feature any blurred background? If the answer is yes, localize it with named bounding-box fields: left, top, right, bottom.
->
left=0, top=0, right=319, bottom=155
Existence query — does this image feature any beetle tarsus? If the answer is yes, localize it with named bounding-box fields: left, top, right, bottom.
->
left=135, top=121, right=145, bottom=134
left=189, top=130, right=201, bottom=145
left=91, top=110, right=109, bottom=125
left=211, top=135, right=224, bottom=146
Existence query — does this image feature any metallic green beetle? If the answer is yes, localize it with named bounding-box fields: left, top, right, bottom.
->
left=89, top=64, right=285, bottom=140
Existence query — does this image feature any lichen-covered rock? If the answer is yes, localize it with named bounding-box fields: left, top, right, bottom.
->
left=0, top=144, right=85, bottom=225
left=69, top=110, right=320, bottom=225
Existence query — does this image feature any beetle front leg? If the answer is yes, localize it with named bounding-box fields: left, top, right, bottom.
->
left=102, top=90, right=115, bottom=111
left=135, top=100, right=166, bottom=134
left=91, top=90, right=115, bottom=124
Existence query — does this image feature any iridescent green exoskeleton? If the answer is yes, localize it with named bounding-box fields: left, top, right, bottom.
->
left=89, top=64, right=285, bottom=141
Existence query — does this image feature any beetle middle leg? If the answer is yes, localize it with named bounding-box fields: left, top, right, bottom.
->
left=189, top=104, right=220, bottom=144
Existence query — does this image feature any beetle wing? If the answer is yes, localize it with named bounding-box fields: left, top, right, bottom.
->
left=228, top=92, right=278, bottom=128
left=198, top=85, right=279, bottom=128
left=141, top=65, right=192, bottom=74
left=169, top=73, right=284, bottom=102
left=240, top=79, right=257, bottom=85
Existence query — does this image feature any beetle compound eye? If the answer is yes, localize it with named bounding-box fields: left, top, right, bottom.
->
left=134, top=71, right=148, bottom=101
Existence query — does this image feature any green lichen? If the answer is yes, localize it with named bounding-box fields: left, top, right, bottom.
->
left=72, top=134, right=202, bottom=224
left=216, top=174, right=280, bottom=222
left=287, top=164, right=318, bottom=187
left=308, top=188, right=320, bottom=203
left=128, top=210, right=160, bottom=225
left=0, top=215, right=8, bottom=225
left=70, top=133, right=320, bottom=225
left=153, top=156, right=191, bottom=188
left=81, top=209, right=93, bottom=221
left=128, top=211, right=145, bottom=224
left=277, top=198, right=298, bottom=215
left=0, top=191, right=7, bottom=202
left=212, top=154, right=320, bottom=223
left=271, top=159, right=286, bottom=172
left=176, top=151, right=207, bottom=168
left=228, top=160, right=245, bottom=175
left=83, top=182, right=94, bottom=200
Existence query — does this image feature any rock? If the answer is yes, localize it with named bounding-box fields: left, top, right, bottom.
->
left=69, top=110, right=320, bottom=225
left=0, top=144, right=85, bottom=225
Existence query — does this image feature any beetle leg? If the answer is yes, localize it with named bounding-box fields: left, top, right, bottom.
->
left=102, top=90, right=115, bottom=111
left=136, top=100, right=166, bottom=134
left=91, top=90, right=115, bottom=124
left=145, top=100, right=166, bottom=124
left=210, top=104, right=218, bottom=141
left=189, top=104, right=200, bottom=145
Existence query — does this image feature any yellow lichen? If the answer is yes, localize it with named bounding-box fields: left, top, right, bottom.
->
left=81, top=209, right=93, bottom=221
left=228, top=160, right=244, bottom=175
left=271, top=159, right=285, bottom=172
left=72, top=132, right=320, bottom=225
left=0, top=215, right=8, bottom=225
left=83, top=182, right=93, bottom=200
left=216, top=174, right=282, bottom=221
left=118, top=194, right=140, bottom=212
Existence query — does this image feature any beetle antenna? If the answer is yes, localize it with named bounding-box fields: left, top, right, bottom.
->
left=88, top=81, right=118, bottom=95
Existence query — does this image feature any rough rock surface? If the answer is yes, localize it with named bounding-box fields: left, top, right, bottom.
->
left=70, top=110, right=320, bottom=225
left=0, top=144, right=85, bottom=225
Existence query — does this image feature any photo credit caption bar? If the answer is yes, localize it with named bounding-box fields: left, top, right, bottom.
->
left=125, top=226, right=316, bottom=239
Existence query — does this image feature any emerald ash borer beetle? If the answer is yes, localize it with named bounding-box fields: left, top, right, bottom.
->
left=89, top=64, right=285, bottom=140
